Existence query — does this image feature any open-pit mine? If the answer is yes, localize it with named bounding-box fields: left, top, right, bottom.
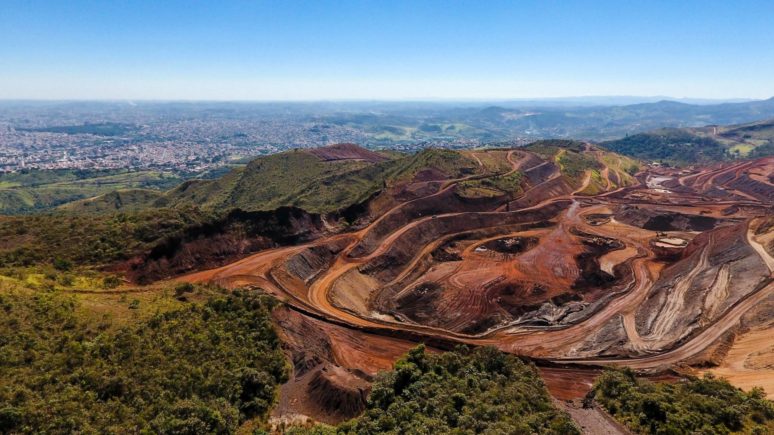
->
left=181, top=146, right=774, bottom=424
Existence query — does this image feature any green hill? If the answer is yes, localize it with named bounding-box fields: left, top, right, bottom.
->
left=57, top=189, right=164, bottom=213
left=0, top=146, right=488, bottom=272
left=602, top=119, right=774, bottom=164
left=0, top=169, right=181, bottom=215
left=160, top=145, right=482, bottom=214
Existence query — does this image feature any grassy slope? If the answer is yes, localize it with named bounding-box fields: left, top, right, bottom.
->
left=58, top=189, right=164, bottom=213
left=457, top=170, right=524, bottom=198
left=15, top=147, right=491, bottom=216
left=227, top=151, right=375, bottom=213
left=382, top=148, right=481, bottom=183
left=525, top=140, right=639, bottom=191
left=719, top=119, right=774, bottom=158
left=0, top=147, right=486, bottom=270
left=0, top=169, right=181, bottom=215
left=162, top=147, right=481, bottom=214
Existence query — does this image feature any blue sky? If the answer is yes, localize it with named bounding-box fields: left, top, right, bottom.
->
left=1, top=0, right=773, bottom=100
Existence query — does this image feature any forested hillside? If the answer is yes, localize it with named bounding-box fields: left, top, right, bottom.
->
left=290, top=346, right=579, bottom=434
left=593, top=369, right=774, bottom=434
left=0, top=286, right=287, bottom=433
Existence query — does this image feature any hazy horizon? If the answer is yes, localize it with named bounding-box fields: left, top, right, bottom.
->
left=0, top=95, right=767, bottom=105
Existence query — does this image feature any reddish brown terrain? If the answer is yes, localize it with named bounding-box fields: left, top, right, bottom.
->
left=180, top=150, right=774, bottom=424
left=307, top=143, right=390, bottom=163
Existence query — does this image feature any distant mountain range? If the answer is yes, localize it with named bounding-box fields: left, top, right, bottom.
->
left=290, top=97, right=774, bottom=142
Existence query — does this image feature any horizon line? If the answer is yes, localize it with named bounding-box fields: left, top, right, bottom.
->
left=0, top=95, right=768, bottom=104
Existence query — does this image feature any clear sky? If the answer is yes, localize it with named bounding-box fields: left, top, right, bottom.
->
left=1, top=0, right=773, bottom=100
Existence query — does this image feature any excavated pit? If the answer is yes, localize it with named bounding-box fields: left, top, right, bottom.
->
left=569, top=227, right=625, bottom=290
left=480, top=236, right=539, bottom=255
left=584, top=213, right=612, bottom=226
left=393, top=282, right=444, bottom=325
left=616, top=206, right=723, bottom=232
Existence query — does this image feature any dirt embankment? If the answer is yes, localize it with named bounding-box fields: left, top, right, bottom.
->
left=271, top=306, right=420, bottom=424
left=285, top=238, right=352, bottom=283
left=307, top=364, right=371, bottom=418
left=126, top=207, right=328, bottom=283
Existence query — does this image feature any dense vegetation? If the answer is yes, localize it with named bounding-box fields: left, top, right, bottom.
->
left=602, top=129, right=729, bottom=164
left=293, top=346, right=578, bottom=434
left=0, top=286, right=287, bottom=434
left=0, top=206, right=211, bottom=267
left=750, top=142, right=774, bottom=158
left=593, top=369, right=774, bottom=434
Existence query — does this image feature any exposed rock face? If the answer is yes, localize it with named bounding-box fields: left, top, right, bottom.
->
left=127, top=207, right=328, bottom=283
left=350, top=188, right=506, bottom=258
left=286, top=238, right=351, bottom=283
left=574, top=315, right=629, bottom=357
left=634, top=222, right=770, bottom=352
